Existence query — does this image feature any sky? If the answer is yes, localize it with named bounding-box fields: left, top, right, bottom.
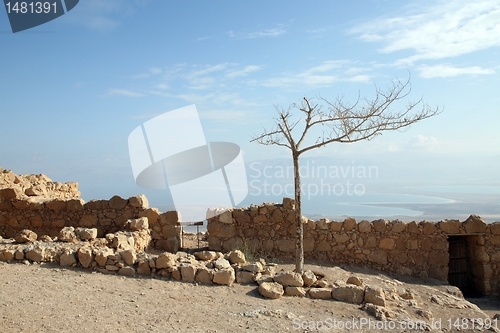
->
left=1, top=0, right=500, bottom=221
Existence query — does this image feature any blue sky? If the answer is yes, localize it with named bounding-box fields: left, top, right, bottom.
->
left=1, top=0, right=500, bottom=220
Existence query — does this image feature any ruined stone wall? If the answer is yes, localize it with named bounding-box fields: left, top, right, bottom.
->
left=0, top=194, right=182, bottom=253
left=207, top=198, right=500, bottom=295
left=0, top=168, right=80, bottom=200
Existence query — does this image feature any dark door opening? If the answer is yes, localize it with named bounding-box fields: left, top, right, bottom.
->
left=447, top=236, right=481, bottom=297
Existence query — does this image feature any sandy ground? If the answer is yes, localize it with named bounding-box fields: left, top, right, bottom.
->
left=0, top=233, right=499, bottom=333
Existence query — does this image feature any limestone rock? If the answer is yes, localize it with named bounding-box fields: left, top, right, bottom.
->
left=332, top=285, right=365, bottom=304
left=95, top=248, right=114, bottom=267
left=258, top=282, right=284, bottom=299
left=25, top=247, right=45, bottom=262
left=76, top=228, right=98, bottom=241
left=285, top=286, right=307, bottom=297
left=118, top=267, right=135, bottom=276
left=346, top=276, right=363, bottom=287
left=255, top=274, right=274, bottom=285
left=302, top=270, right=317, bottom=287
left=195, top=267, right=213, bottom=284
left=59, top=227, right=77, bottom=242
left=236, top=270, right=255, bottom=284
left=228, top=250, right=246, bottom=264
left=15, top=229, right=38, bottom=243
left=120, top=249, right=137, bottom=266
left=136, top=260, right=151, bottom=275
left=128, top=194, right=148, bottom=209
left=212, top=268, right=235, bottom=285
left=180, top=264, right=197, bottom=282
left=127, top=217, right=149, bottom=231
left=109, top=195, right=127, bottom=210
left=273, top=271, right=304, bottom=287
left=60, top=250, right=77, bottom=267
left=194, top=251, right=217, bottom=261
left=77, top=247, right=94, bottom=268
left=214, top=257, right=231, bottom=270
left=241, top=262, right=263, bottom=273
left=309, top=288, right=332, bottom=299
left=156, top=252, right=175, bottom=269
left=463, top=215, right=487, bottom=233
left=364, top=287, right=385, bottom=306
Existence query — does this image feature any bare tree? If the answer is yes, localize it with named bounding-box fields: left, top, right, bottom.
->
left=251, top=76, right=440, bottom=274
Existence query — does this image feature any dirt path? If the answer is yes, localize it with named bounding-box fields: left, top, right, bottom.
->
left=1, top=259, right=499, bottom=333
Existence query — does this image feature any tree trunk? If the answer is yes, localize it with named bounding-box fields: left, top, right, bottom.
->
left=293, top=151, right=304, bottom=274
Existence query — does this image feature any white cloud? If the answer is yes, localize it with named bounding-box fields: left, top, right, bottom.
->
left=228, top=25, right=286, bottom=39
left=417, top=64, right=495, bottom=78
left=107, top=89, right=144, bottom=97
left=225, top=65, right=262, bottom=78
left=132, top=67, right=163, bottom=79
left=262, top=60, right=372, bottom=88
left=351, top=0, right=500, bottom=64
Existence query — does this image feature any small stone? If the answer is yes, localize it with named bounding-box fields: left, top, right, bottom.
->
left=273, top=271, right=304, bottom=287
left=236, top=270, right=255, bottom=284
left=364, top=287, right=385, bottom=306
left=15, top=229, right=38, bottom=243
left=156, top=252, right=175, bottom=269
left=228, top=250, right=246, bottom=264
left=195, top=267, right=213, bottom=284
left=309, top=288, right=332, bottom=299
left=332, top=285, right=365, bottom=304
left=180, top=264, right=197, bottom=282
left=127, top=217, right=149, bottom=231
left=77, top=247, right=94, bottom=268
left=118, top=267, right=136, bottom=276
left=212, top=268, right=235, bottom=285
left=214, top=258, right=231, bottom=269
left=194, top=251, right=217, bottom=261
left=60, top=250, right=77, bottom=267
left=302, top=270, right=317, bottom=287
left=241, top=262, right=263, bottom=273
left=285, top=286, right=307, bottom=297
left=59, top=227, right=77, bottom=242
left=120, top=249, right=137, bottom=266
left=76, top=228, right=98, bottom=241
left=346, top=276, right=363, bottom=286
left=259, top=282, right=284, bottom=299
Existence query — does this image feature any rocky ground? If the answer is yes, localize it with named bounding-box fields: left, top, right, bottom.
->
left=0, top=234, right=499, bottom=333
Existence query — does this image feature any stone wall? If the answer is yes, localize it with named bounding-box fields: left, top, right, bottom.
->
left=0, top=194, right=182, bottom=253
left=207, top=198, right=500, bottom=295
left=0, top=168, right=80, bottom=200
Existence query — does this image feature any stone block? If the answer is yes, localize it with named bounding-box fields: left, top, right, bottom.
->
left=78, top=247, right=94, bottom=268
left=258, top=282, right=283, bottom=299
left=285, top=286, right=306, bottom=297
left=67, top=199, right=84, bottom=211
left=160, top=211, right=181, bottom=226
left=364, top=287, right=385, bottom=306
left=309, top=288, right=332, bottom=299
left=212, top=268, right=235, bottom=285
left=109, top=195, right=127, bottom=210
left=379, top=238, right=394, bottom=249
left=180, top=264, right=197, bottom=282
left=343, top=218, right=356, bottom=231
left=463, top=215, right=487, bottom=233
left=358, top=221, right=371, bottom=233
left=372, top=219, right=387, bottom=232
left=273, top=271, right=304, bottom=287
left=128, top=194, right=149, bottom=208
left=275, top=239, right=295, bottom=252
left=128, top=217, right=149, bottom=231
left=15, top=229, right=37, bottom=243
left=207, top=221, right=235, bottom=238
left=45, top=199, right=67, bottom=211
left=332, top=285, right=364, bottom=304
